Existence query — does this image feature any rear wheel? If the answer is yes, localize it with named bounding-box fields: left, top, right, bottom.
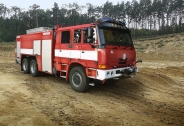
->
left=69, top=66, right=90, bottom=92
left=30, top=59, right=40, bottom=77
left=22, top=58, right=30, bottom=74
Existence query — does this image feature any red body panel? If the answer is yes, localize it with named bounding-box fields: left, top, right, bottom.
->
left=21, top=34, right=41, bottom=49
left=106, top=46, right=136, bottom=68
left=98, top=49, right=107, bottom=66
left=36, top=55, right=42, bottom=71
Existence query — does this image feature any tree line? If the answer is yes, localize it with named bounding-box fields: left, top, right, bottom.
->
left=0, top=0, right=184, bottom=42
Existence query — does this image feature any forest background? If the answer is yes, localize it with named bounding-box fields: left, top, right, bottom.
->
left=0, top=0, right=183, bottom=42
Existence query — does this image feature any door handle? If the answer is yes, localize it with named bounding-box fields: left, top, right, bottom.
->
left=68, top=45, right=73, bottom=48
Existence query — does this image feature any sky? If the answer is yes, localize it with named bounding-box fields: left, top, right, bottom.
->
left=1, top=0, right=130, bottom=11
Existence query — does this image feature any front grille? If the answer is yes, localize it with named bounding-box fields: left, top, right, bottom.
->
left=119, top=58, right=127, bottom=61
left=118, top=62, right=127, bottom=64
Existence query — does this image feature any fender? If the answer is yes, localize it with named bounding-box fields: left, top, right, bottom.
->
left=66, top=61, right=87, bottom=81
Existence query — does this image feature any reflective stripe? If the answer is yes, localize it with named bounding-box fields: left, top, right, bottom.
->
left=21, top=49, right=33, bottom=54
left=81, top=50, right=98, bottom=61
left=21, top=48, right=98, bottom=61
left=55, top=49, right=70, bottom=58
left=71, top=50, right=81, bottom=59
left=55, top=49, right=98, bottom=61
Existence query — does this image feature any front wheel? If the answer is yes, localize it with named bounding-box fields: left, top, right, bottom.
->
left=69, top=66, right=89, bottom=92
left=30, top=59, right=40, bottom=77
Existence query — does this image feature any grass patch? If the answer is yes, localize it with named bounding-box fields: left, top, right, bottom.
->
left=165, top=40, right=171, bottom=43
left=146, top=43, right=150, bottom=47
left=158, top=43, right=164, bottom=48
left=133, top=32, right=184, bottom=42
left=156, top=40, right=163, bottom=44
left=0, top=42, right=15, bottom=51
left=0, top=42, right=15, bottom=45
left=176, top=38, right=181, bottom=41
left=136, top=46, right=146, bottom=53
left=155, top=40, right=164, bottom=48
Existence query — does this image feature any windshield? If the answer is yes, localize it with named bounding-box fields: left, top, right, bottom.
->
left=99, top=28, right=133, bottom=46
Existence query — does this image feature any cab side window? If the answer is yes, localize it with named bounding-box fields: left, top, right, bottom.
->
left=83, top=28, right=96, bottom=43
left=73, top=30, right=81, bottom=43
left=61, top=31, right=70, bottom=43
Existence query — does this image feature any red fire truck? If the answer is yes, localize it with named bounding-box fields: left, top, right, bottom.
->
left=15, top=17, right=142, bottom=92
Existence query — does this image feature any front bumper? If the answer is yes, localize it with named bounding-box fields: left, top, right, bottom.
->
left=96, top=66, right=138, bottom=80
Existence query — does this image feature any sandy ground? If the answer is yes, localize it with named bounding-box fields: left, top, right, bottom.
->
left=0, top=41, right=184, bottom=126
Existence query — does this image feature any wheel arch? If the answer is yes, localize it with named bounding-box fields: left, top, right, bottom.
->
left=66, top=62, right=87, bottom=82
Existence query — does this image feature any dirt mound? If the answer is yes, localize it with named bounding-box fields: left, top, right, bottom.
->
left=0, top=42, right=15, bottom=57
left=135, top=34, right=184, bottom=61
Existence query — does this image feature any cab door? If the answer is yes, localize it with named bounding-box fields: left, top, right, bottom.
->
left=55, top=30, right=71, bottom=64
left=80, top=28, right=98, bottom=68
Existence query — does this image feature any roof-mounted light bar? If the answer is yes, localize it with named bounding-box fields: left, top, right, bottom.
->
left=102, top=17, right=126, bottom=26
left=102, top=17, right=114, bottom=23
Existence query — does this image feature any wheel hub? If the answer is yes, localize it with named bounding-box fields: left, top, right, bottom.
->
left=23, top=62, right=27, bottom=70
left=72, top=72, right=82, bottom=87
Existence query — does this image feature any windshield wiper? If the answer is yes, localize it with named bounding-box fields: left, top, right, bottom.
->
left=105, top=41, right=132, bottom=47
left=105, top=41, right=118, bottom=45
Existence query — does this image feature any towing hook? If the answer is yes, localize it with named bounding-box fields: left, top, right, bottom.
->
left=123, top=69, right=131, bottom=74
left=136, top=59, right=142, bottom=63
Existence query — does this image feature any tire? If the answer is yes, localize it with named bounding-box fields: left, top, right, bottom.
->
left=69, top=66, right=90, bottom=92
left=30, top=59, right=40, bottom=77
left=22, top=58, right=30, bottom=74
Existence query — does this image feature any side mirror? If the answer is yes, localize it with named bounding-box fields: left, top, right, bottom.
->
left=136, top=59, right=142, bottom=63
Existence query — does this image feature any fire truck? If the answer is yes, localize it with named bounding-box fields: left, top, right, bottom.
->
left=15, top=17, right=142, bottom=92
